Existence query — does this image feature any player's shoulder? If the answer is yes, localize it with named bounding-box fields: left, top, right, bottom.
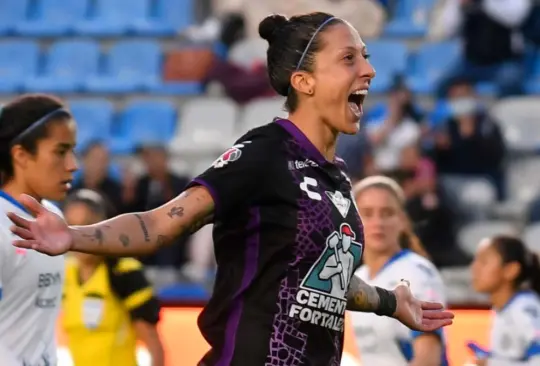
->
left=394, top=251, right=441, bottom=279
left=354, top=264, right=369, bottom=279
left=110, top=257, right=144, bottom=274
left=508, top=291, right=540, bottom=319
left=235, top=121, right=286, bottom=146
left=42, top=200, right=64, bottom=218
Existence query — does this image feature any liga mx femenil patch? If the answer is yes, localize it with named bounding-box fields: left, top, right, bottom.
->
left=212, top=141, right=251, bottom=168
left=288, top=223, right=363, bottom=332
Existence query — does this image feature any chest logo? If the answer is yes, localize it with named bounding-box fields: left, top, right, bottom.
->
left=299, top=176, right=322, bottom=201
left=326, top=190, right=351, bottom=218
left=288, top=224, right=363, bottom=332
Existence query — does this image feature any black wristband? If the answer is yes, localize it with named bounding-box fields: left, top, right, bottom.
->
left=374, top=286, right=397, bottom=317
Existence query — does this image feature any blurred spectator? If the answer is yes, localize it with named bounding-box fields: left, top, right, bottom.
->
left=392, top=168, right=470, bottom=268
left=336, top=129, right=374, bottom=182
left=366, top=79, right=425, bottom=171
left=71, top=142, right=125, bottom=214
left=433, top=0, right=531, bottom=97
left=126, top=145, right=192, bottom=269
left=431, top=78, right=507, bottom=199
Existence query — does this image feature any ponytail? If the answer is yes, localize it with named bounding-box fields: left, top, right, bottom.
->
left=399, top=215, right=430, bottom=259
left=529, top=252, right=540, bottom=295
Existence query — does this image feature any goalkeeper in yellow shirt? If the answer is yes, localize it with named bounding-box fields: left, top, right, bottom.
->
left=61, top=189, right=165, bottom=366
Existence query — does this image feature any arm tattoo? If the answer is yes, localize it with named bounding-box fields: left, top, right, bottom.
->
left=346, top=276, right=381, bottom=312
left=119, top=234, right=130, bottom=247
left=156, top=235, right=169, bottom=247
left=134, top=214, right=151, bottom=242
left=82, top=227, right=107, bottom=245
left=167, top=206, right=184, bottom=218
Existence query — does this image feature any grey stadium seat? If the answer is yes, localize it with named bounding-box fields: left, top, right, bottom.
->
left=523, top=223, right=540, bottom=253
left=169, top=97, right=238, bottom=157
left=490, top=97, right=540, bottom=152
left=239, top=97, right=286, bottom=134
left=458, top=221, right=518, bottom=256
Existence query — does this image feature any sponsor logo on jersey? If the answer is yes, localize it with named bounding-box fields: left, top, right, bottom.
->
left=288, top=159, right=318, bottom=170
left=299, top=176, right=322, bottom=200
left=326, top=190, right=351, bottom=218
left=288, top=224, right=363, bottom=331
left=212, top=141, right=251, bottom=168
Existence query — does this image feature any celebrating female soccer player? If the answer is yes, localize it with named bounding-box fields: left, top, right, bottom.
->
left=350, top=176, right=449, bottom=366
left=62, top=189, right=164, bottom=366
left=0, top=94, right=76, bottom=366
left=469, top=236, right=540, bottom=366
left=8, top=12, right=453, bottom=366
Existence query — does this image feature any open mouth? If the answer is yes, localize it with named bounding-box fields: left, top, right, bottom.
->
left=347, top=89, right=368, bottom=118
left=61, top=179, right=73, bottom=190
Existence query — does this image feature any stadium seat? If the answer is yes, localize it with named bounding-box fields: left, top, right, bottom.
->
left=111, top=100, right=177, bottom=154
left=239, top=98, right=287, bottom=134
left=169, top=98, right=238, bottom=156
left=0, top=0, right=30, bottom=35
left=15, top=0, right=88, bottom=36
left=490, top=97, right=540, bottom=152
left=524, top=51, right=540, bottom=94
left=523, top=224, right=540, bottom=253
left=132, top=0, right=195, bottom=36
left=364, top=40, right=408, bottom=93
left=406, top=41, right=461, bottom=94
left=24, top=40, right=100, bottom=93
left=383, top=0, right=435, bottom=38
left=228, top=38, right=268, bottom=69
left=457, top=221, right=518, bottom=256
left=74, top=0, right=150, bottom=36
left=69, top=99, right=114, bottom=152
left=0, top=41, right=40, bottom=93
left=507, top=157, right=540, bottom=205
left=84, top=40, right=161, bottom=93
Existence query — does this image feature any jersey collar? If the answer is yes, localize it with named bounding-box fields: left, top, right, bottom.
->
left=0, top=190, right=32, bottom=215
left=370, top=249, right=411, bottom=279
left=275, top=119, right=332, bottom=165
left=498, top=290, right=536, bottom=313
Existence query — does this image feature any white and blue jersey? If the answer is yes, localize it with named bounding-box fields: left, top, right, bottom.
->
left=0, top=192, right=65, bottom=366
left=485, top=290, right=540, bottom=365
left=350, top=250, right=449, bottom=366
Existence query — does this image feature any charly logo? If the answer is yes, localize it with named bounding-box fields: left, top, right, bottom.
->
left=288, top=223, right=363, bottom=331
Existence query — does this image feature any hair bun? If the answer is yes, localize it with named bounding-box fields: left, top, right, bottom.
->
left=259, top=14, right=288, bottom=43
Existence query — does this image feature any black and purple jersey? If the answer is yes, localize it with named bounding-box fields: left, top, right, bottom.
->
left=188, top=119, right=365, bottom=366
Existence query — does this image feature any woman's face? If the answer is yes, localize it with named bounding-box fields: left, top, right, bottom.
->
left=471, top=239, right=518, bottom=294
left=355, top=186, right=404, bottom=255
left=305, top=22, right=375, bottom=135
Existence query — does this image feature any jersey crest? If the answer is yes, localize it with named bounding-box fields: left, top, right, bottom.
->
left=212, top=141, right=251, bottom=168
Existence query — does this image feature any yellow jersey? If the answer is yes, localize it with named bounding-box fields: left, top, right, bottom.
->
left=62, top=257, right=160, bottom=366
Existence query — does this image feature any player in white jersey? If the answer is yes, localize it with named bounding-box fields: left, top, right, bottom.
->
left=469, top=235, right=540, bottom=366
left=350, top=176, right=449, bottom=366
left=0, top=94, right=77, bottom=366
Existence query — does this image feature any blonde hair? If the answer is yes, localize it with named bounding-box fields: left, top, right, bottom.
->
left=353, top=175, right=430, bottom=259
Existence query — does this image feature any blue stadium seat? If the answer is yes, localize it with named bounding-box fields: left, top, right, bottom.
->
left=365, top=40, right=408, bottom=93
left=24, top=40, right=100, bottom=93
left=69, top=99, right=114, bottom=152
left=0, top=41, right=39, bottom=93
left=525, top=52, right=540, bottom=94
left=84, top=40, right=161, bottom=93
left=74, top=0, right=150, bottom=36
left=0, top=0, right=30, bottom=35
left=133, top=0, right=194, bottom=36
left=110, top=100, right=177, bottom=154
left=384, top=0, right=434, bottom=37
left=15, top=0, right=88, bottom=36
left=406, top=41, right=461, bottom=94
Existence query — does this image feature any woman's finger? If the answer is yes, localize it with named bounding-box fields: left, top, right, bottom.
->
left=10, top=226, right=35, bottom=240
left=6, top=212, right=32, bottom=229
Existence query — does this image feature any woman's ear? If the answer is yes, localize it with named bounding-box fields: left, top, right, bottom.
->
left=290, top=71, right=316, bottom=96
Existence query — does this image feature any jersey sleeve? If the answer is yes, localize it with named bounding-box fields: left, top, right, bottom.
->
left=108, top=258, right=160, bottom=324
left=186, top=135, right=274, bottom=219
left=513, top=303, right=540, bottom=363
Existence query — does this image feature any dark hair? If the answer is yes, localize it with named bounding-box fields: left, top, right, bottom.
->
left=63, top=189, right=114, bottom=220
left=258, top=12, right=341, bottom=112
left=0, top=94, right=68, bottom=182
left=491, top=235, right=540, bottom=295
left=353, top=176, right=430, bottom=259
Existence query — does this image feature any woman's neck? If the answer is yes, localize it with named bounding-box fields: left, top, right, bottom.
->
left=288, top=108, right=338, bottom=162
left=1, top=179, right=39, bottom=201
left=490, top=286, right=519, bottom=311
left=364, top=247, right=402, bottom=279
